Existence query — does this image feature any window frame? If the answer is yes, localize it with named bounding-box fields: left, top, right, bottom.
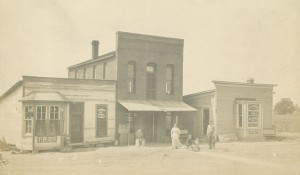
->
left=24, top=105, right=33, bottom=135
left=166, top=64, right=174, bottom=95
left=127, top=61, right=136, bottom=93
left=236, top=103, right=244, bottom=129
left=49, top=105, right=60, bottom=136
left=247, top=103, right=261, bottom=129
left=146, top=63, right=157, bottom=100
left=36, top=105, right=47, bottom=136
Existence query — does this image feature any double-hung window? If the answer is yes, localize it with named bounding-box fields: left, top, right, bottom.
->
left=166, top=65, right=174, bottom=94
left=146, top=63, right=156, bottom=99
left=24, top=106, right=33, bottom=135
left=127, top=61, right=136, bottom=93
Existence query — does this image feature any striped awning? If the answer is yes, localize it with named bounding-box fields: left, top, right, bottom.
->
left=118, top=100, right=197, bottom=112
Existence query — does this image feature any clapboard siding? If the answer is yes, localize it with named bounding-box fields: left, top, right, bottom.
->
left=215, top=84, right=274, bottom=134
left=23, top=76, right=117, bottom=145
left=184, top=92, right=214, bottom=137
left=0, top=85, right=23, bottom=148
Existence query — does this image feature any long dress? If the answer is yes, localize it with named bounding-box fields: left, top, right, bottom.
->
left=171, top=127, right=181, bottom=148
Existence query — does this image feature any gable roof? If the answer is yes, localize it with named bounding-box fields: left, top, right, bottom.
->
left=183, top=89, right=215, bottom=99
left=68, top=51, right=116, bottom=69
left=0, top=80, right=23, bottom=101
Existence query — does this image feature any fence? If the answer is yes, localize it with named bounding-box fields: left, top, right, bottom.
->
left=273, top=113, right=300, bottom=132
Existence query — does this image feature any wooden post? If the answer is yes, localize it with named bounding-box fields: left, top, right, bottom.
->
left=152, top=112, right=155, bottom=142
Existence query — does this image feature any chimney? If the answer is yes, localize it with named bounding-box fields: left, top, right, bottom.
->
left=247, top=78, right=255, bottom=83
left=91, top=40, right=99, bottom=60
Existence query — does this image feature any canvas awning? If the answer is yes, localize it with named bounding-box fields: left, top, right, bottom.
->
left=19, top=91, right=70, bottom=102
left=118, top=100, right=197, bottom=112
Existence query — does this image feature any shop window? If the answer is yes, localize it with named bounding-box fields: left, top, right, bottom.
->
left=96, top=105, right=107, bottom=137
left=146, top=63, right=156, bottom=99
left=49, top=106, right=60, bottom=136
left=166, top=65, right=174, bottom=94
left=36, top=105, right=47, bottom=136
left=24, top=106, right=33, bottom=135
left=127, top=61, right=136, bottom=93
left=248, top=104, right=260, bottom=128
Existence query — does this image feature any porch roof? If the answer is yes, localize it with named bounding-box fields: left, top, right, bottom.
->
left=118, top=100, right=197, bottom=112
left=19, top=91, right=70, bottom=102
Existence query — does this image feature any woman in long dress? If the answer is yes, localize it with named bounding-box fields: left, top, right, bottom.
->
left=171, top=123, right=181, bottom=149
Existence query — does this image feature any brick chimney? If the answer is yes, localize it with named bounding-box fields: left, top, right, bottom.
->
left=91, top=40, right=99, bottom=60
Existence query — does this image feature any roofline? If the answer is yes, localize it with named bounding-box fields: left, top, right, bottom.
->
left=183, top=89, right=215, bottom=99
left=116, top=31, right=184, bottom=42
left=0, top=80, right=23, bottom=101
left=68, top=51, right=116, bottom=69
left=212, top=80, right=277, bottom=87
left=23, top=76, right=116, bottom=84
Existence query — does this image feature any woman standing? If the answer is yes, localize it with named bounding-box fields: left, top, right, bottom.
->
left=171, top=123, right=181, bottom=149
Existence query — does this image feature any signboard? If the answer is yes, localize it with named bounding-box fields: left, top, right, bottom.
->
left=37, top=137, right=57, bottom=143
left=97, top=105, right=107, bottom=119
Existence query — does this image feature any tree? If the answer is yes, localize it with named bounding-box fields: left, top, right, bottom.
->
left=274, top=98, right=296, bottom=115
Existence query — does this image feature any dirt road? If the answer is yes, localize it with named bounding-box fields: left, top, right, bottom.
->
left=1, top=133, right=300, bottom=175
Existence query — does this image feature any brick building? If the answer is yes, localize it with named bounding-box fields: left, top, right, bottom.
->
left=68, top=32, right=196, bottom=145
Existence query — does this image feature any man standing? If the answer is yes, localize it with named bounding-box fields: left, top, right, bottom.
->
left=207, top=120, right=215, bottom=149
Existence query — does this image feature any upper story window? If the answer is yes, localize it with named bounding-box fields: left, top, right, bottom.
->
left=127, top=61, right=136, bottom=93
left=103, top=63, right=107, bottom=80
left=146, top=63, right=156, bottom=99
left=166, top=64, right=174, bottom=94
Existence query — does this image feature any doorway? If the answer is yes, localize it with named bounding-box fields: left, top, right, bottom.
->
left=69, top=103, right=84, bottom=143
left=203, top=108, right=210, bottom=135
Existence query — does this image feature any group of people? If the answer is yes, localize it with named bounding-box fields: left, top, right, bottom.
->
left=171, top=120, right=215, bottom=150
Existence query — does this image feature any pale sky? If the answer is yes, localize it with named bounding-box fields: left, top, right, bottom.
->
left=0, top=0, right=299, bottom=105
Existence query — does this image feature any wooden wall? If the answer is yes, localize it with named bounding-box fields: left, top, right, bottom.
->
left=183, top=92, right=215, bottom=138
left=215, top=84, right=274, bottom=136
left=23, top=77, right=116, bottom=145
left=0, top=84, right=23, bottom=148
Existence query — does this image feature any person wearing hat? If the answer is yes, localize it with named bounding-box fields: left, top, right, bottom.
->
left=207, top=120, right=215, bottom=149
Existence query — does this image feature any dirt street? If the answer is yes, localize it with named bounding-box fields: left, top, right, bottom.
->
left=1, top=132, right=300, bottom=175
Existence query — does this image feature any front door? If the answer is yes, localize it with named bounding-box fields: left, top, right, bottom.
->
left=203, top=108, right=210, bottom=135
left=70, top=103, right=84, bottom=143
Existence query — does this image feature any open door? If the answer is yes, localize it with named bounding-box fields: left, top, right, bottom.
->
left=203, top=108, right=210, bottom=135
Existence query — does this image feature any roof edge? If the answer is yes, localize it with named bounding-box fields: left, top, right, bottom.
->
left=212, top=80, right=277, bottom=87
left=0, top=80, right=23, bottom=101
left=68, top=51, right=116, bottom=69
left=183, top=89, right=215, bottom=99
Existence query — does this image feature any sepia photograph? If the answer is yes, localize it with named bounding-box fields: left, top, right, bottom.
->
left=0, top=0, right=299, bottom=175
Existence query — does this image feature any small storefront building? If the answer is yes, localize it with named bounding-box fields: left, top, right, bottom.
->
left=0, top=76, right=116, bottom=151
left=184, top=79, right=276, bottom=141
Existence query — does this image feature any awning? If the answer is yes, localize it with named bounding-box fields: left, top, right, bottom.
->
left=118, top=100, right=197, bottom=112
left=19, top=91, right=70, bottom=102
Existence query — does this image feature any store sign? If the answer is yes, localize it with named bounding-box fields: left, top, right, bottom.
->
left=37, top=137, right=57, bottom=143
left=97, top=106, right=107, bottom=119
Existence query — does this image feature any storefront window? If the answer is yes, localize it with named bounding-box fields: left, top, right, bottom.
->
left=36, top=105, right=47, bottom=136
left=248, top=104, right=260, bottom=128
left=96, top=105, right=107, bottom=137
left=24, top=106, right=33, bottom=134
left=49, top=106, right=60, bottom=136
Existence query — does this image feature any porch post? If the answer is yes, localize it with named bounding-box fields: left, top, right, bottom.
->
left=152, top=112, right=155, bottom=142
